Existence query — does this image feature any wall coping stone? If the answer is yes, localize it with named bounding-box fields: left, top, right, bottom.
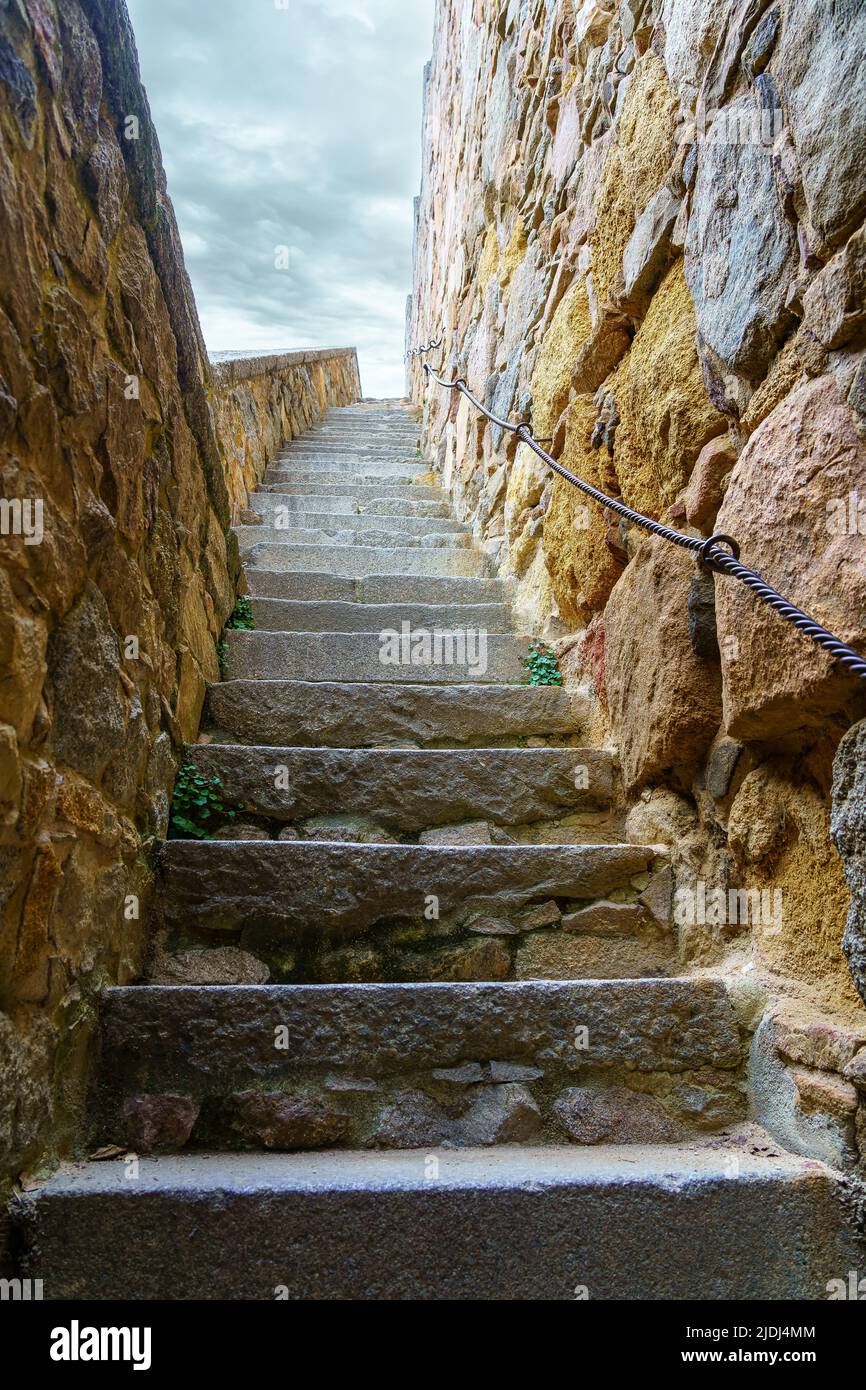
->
left=211, top=348, right=359, bottom=387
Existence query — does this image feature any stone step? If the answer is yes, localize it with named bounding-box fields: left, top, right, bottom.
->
left=87, top=979, right=743, bottom=1153
left=20, top=1140, right=859, bottom=1299
left=256, top=481, right=445, bottom=502
left=264, top=468, right=434, bottom=487
left=262, top=467, right=433, bottom=489
left=279, top=438, right=421, bottom=453
left=244, top=571, right=508, bottom=605
left=250, top=486, right=450, bottom=514
left=247, top=598, right=515, bottom=634
left=308, top=417, right=418, bottom=427
left=185, top=746, right=616, bottom=832
left=241, top=543, right=493, bottom=579
left=304, top=417, right=418, bottom=429
left=300, top=435, right=419, bottom=447
left=156, top=841, right=655, bottom=940
left=240, top=497, right=458, bottom=522
left=294, top=441, right=420, bottom=456
left=306, top=418, right=419, bottom=430
left=273, top=449, right=426, bottom=467
left=205, top=678, right=580, bottom=747
left=222, top=630, right=527, bottom=683
left=274, top=458, right=430, bottom=474
left=234, top=522, right=471, bottom=550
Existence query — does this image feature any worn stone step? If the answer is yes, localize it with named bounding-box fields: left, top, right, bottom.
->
left=234, top=522, right=471, bottom=550
left=264, top=468, right=434, bottom=487
left=297, top=435, right=420, bottom=450
left=309, top=417, right=418, bottom=427
left=223, top=630, right=526, bottom=683
left=279, top=439, right=421, bottom=453
left=256, top=493, right=450, bottom=516
left=272, top=458, right=428, bottom=475
left=240, top=494, right=458, bottom=525
left=244, top=571, right=508, bottom=605
left=205, top=678, right=580, bottom=747
left=274, top=457, right=430, bottom=473
left=258, top=481, right=445, bottom=502
left=301, top=419, right=419, bottom=431
left=156, top=841, right=655, bottom=939
left=268, top=455, right=429, bottom=472
left=298, top=439, right=419, bottom=450
left=185, top=747, right=616, bottom=831
left=20, top=1140, right=860, bottom=1300
left=241, top=543, right=493, bottom=579
left=247, top=598, right=515, bottom=634
left=88, top=979, right=742, bottom=1151
left=307, top=418, right=419, bottom=431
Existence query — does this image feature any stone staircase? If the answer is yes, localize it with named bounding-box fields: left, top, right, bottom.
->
left=19, top=402, right=862, bottom=1299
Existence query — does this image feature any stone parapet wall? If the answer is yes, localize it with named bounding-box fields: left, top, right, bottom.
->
left=409, top=0, right=866, bottom=1153
left=211, top=349, right=361, bottom=520
left=0, top=0, right=357, bottom=1187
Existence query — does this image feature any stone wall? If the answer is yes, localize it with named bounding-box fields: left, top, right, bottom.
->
left=409, top=0, right=866, bottom=1159
left=213, top=349, right=361, bottom=523
left=0, top=0, right=358, bottom=1190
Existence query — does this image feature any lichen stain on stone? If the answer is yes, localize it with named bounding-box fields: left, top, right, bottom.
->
left=612, top=261, right=727, bottom=518
left=542, top=394, right=624, bottom=623
left=530, top=279, right=593, bottom=438
left=590, top=51, right=680, bottom=303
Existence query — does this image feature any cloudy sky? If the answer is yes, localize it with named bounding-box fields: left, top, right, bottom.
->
left=126, top=0, right=432, bottom=397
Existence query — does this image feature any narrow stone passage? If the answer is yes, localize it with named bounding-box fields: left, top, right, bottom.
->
left=21, top=404, right=862, bottom=1299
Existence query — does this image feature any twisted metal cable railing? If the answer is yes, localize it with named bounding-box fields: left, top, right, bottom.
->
left=406, top=339, right=866, bottom=681
left=407, top=333, right=444, bottom=360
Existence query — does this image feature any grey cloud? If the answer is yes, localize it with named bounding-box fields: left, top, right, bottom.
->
left=126, top=0, right=432, bottom=395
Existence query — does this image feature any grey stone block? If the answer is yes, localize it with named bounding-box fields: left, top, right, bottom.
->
left=19, top=1143, right=863, bottom=1299
left=94, top=979, right=742, bottom=1096
left=195, top=748, right=620, bottom=841
left=222, top=629, right=526, bottom=683
left=247, top=598, right=515, bottom=634
left=241, top=542, right=492, bottom=579
left=156, top=841, right=656, bottom=938
left=205, top=680, right=581, bottom=748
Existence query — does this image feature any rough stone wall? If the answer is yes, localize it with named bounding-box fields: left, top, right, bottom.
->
left=410, top=0, right=866, bottom=1158
left=213, top=349, right=361, bottom=522
left=0, top=0, right=358, bottom=1189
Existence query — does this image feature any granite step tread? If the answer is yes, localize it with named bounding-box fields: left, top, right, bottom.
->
left=83, top=980, right=747, bottom=1152
left=22, top=1134, right=858, bottom=1300
left=156, top=841, right=656, bottom=938
left=241, top=543, right=493, bottom=579
left=254, top=494, right=450, bottom=517
left=205, top=678, right=582, bottom=747
left=284, top=442, right=422, bottom=455
left=222, top=629, right=527, bottom=683
left=263, top=470, right=435, bottom=486
left=246, top=598, right=515, bottom=633
left=242, top=501, right=461, bottom=529
left=244, top=572, right=508, bottom=604
left=97, top=978, right=740, bottom=1078
left=234, top=523, right=472, bottom=550
left=273, top=458, right=430, bottom=472
left=184, top=746, right=616, bottom=829
left=278, top=440, right=422, bottom=453
left=257, top=482, right=445, bottom=501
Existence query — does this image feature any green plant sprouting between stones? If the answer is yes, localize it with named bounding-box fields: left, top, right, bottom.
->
left=226, top=594, right=255, bottom=630
left=217, top=593, right=255, bottom=674
left=521, top=639, right=563, bottom=687
left=169, top=759, right=238, bottom=840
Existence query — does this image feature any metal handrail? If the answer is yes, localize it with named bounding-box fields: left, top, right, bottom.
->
left=407, top=340, right=866, bottom=681
left=407, top=333, right=444, bottom=360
